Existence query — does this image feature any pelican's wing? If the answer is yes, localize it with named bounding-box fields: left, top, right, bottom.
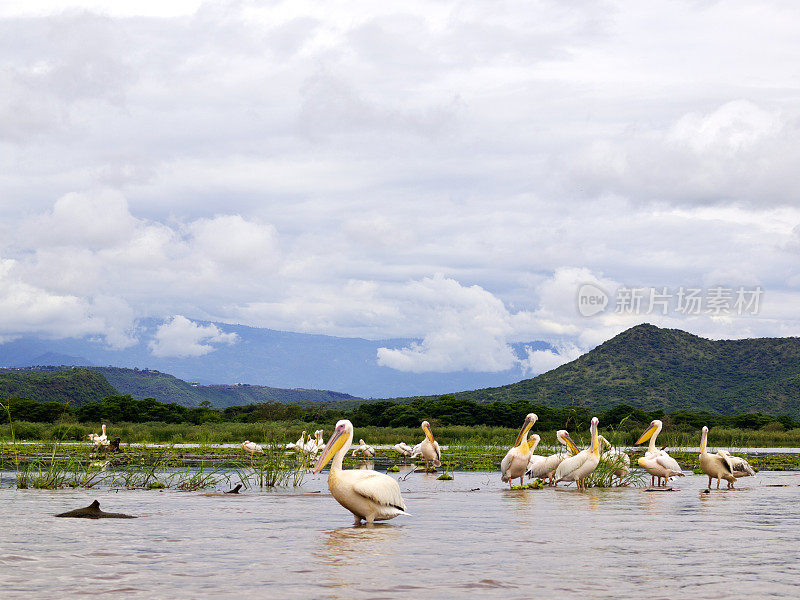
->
left=433, top=441, right=441, bottom=460
left=656, top=452, right=684, bottom=475
left=715, top=451, right=736, bottom=475
left=555, top=451, right=587, bottom=481
left=351, top=472, right=407, bottom=512
left=500, top=448, right=514, bottom=481
left=410, top=442, right=423, bottom=458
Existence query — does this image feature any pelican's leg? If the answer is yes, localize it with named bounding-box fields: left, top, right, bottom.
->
left=707, top=476, right=712, bottom=489
left=716, top=478, right=720, bottom=489
left=354, top=514, right=362, bottom=526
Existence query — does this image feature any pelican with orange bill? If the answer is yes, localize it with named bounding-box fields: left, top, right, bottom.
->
left=500, top=412, right=538, bottom=488
left=313, top=419, right=408, bottom=525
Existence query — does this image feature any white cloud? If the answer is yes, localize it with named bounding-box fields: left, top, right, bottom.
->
left=148, top=315, right=238, bottom=357
left=2, top=2, right=800, bottom=375
left=519, top=343, right=585, bottom=376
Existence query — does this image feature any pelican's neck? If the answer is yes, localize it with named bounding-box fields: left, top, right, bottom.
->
left=648, top=424, right=661, bottom=454
left=700, top=429, right=707, bottom=454
left=331, top=429, right=354, bottom=472
left=590, top=425, right=599, bottom=456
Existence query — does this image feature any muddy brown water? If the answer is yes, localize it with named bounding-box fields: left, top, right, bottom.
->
left=1, top=469, right=799, bottom=599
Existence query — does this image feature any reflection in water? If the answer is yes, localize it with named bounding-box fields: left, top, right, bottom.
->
left=316, top=525, right=406, bottom=598
left=2, top=471, right=800, bottom=599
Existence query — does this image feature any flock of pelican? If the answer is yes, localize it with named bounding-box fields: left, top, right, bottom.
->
left=304, top=415, right=757, bottom=525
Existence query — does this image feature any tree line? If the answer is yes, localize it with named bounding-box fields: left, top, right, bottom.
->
left=2, top=394, right=798, bottom=432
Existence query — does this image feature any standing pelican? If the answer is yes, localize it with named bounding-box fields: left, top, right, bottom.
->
left=418, top=421, right=441, bottom=472
left=313, top=420, right=408, bottom=525
left=500, top=413, right=538, bottom=488
left=554, top=417, right=601, bottom=489
left=598, top=435, right=630, bottom=481
left=394, top=442, right=414, bottom=465
left=526, top=430, right=579, bottom=484
left=352, top=439, right=375, bottom=459
left=315, top=430, right=325, bottom=452
left=698, top=426, right=736, bottom=489
left=635, top=420, right=684, bottom=486
left=286, top=431, right=307, bottom=452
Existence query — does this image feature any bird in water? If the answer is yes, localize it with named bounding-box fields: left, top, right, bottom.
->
left=88, top=424, right=109, bottom=450
left=526, top=430, right=579, bottom=484
left=554, top=417, right=601, bottom=490
left=415, top=421, right=441, bottom=472
left=635, top=419, right=684, bottom=487
left=394, top=442, right=414, bottom=465
left=698, top=426, right=755, bottom=489
left=500, top=413, right=538, bottom=488
left=313, top=420, right=408, bottom=525
left=352, top=439, right=375, bottom=459
left=286, top=431, right=307, bottom=452
left=241, top=440, right=264, bottom=455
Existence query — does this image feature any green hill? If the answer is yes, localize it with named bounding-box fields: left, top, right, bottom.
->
left=92, top=367, right=357, bottom=407
left=0, top=368, right=117, bottom=406
left=439, top=323, right=800, bottom=417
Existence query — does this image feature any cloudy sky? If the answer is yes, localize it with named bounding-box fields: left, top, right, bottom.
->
left=1, top=0, right=800, bottom=375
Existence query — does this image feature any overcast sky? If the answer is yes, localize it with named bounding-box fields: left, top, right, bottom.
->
left=1, top=0, right=800, bottom=374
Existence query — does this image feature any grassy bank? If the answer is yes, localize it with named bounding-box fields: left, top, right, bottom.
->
left=3, top=420, right=800, bottom=448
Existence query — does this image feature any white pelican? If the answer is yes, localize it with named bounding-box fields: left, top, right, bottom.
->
left=500, top=413, right=538, bottom=488
left=698, top=426, right=736, bottom=489
left=526, top=430, right=579, bottom=484
left=598, top=435, right=630, bottom=480
left=286, top=431, right=306, bottom=452
left=303, top=432, right=322, bottom=457
left=554, top=417, right=601, bottom=489
left=241, top=440, right=264, bottom=455
left=394, top=442, right=414, bottom=464
left=352, top=439, right=375, bottom=459
left=418, top=421, right=441, bottom=472
left=717, top=450, right=756, bottom=479
left=313, top=420, right=408, bottom=525
left=635, top=420, right=684, bottom=486
left=88, top=424, right=108, bottom=448
left=315, top=430, right=325, bottom=452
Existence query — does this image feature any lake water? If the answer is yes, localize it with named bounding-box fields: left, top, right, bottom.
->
left=1, top=469, right=799, bottom=599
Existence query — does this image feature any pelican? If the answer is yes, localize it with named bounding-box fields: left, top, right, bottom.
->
left=635, top=420, right=684, bottom=486
left=394, top=442, right=414, bottom=464
left=241, top=440, right=264, bottom=455
left=500, top=413, right=538, bottom=488
left=526, top=430, right=579, bottom=484
left=698, top=426, right=736, bottom=489
left=554, top=417, right=601, bottom=489
left=523, top=434, right=544, bottom=473
left=352, top=439, right=375, bottom=459
left=286, top=431, right=306, bottom=452
left=88, top=424, right=108, bottom=448
left=315, top=430, right=325, bottom=452
left=598, top=435, right=630, bottom=481
left=418, top=421, right=441, bottom=472
left=313, top=420, right=408, bottom=525
left=717, top=450, right=756, bottom=479
left=303, top=432, right=321, bottom=457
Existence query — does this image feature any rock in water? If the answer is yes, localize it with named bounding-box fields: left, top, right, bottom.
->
left=55, top=500, right=137, bottom=519
left=224, top=484, right=242, bottom=494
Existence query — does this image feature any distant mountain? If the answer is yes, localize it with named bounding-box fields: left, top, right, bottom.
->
left=0, top=366, right=357, bottom=408
left=93, top=366, right=356, bottom=407
left=0, top=368, right=116, bottom=406
left=440, top=324, right=800, bottom=417
left=0, top=320, right=551, bottom=398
